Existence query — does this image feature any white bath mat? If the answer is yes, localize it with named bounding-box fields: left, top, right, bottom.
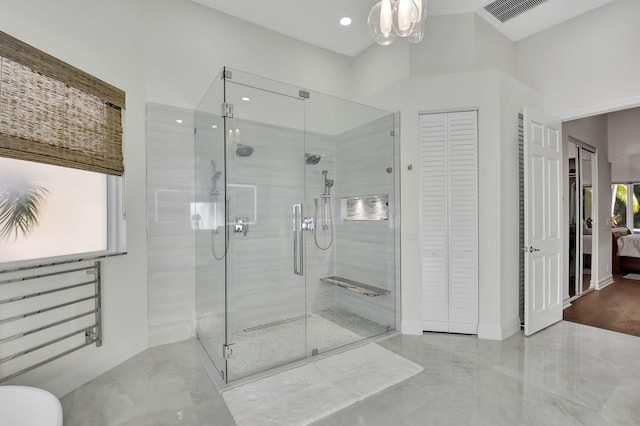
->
left=623, top=273, right=640, bottom=280
left=222, top=343, right=424, bottom=426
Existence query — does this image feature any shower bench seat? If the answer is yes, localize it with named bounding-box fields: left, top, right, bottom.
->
left=320, top=276, right=390, bottom=297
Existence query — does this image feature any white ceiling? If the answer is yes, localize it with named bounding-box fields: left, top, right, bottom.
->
left=193, top=0, right=613, bottom=57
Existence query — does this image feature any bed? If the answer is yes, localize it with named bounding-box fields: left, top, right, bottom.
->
left=612, top=228, right=640, bottom=273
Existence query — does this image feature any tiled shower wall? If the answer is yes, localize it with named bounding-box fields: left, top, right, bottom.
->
left=146, top=103, right=196, bottom=346
left=335, top=115, right=397, bottom=328
left=217, top=120, right=336, bottom=331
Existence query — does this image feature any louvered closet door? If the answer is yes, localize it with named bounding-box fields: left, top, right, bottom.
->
left=420, top=111, right=478, bottom=334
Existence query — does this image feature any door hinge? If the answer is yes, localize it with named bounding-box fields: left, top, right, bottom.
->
left=223, top=343, right=235, bottom=360
left=222, top=102, right=234, bottom=118
left=390, top=130, right=395, bottom=137
left=299, top=90, right=310, bottom=99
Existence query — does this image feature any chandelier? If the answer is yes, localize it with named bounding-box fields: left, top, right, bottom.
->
left=367, top=0, right=427, bottom=46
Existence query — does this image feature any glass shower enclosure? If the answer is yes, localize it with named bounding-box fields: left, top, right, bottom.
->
left=194, top=68, right=398, bottom=384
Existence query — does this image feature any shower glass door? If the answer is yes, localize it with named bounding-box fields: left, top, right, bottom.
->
left=194, top=69, right=227, bottom=381
left=223, top=69, right=308, bottom=381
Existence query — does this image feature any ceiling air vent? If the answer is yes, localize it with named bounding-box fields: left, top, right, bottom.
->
left=484, top=0, right=549, bottom=23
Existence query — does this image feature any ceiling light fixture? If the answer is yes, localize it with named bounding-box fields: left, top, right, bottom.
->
left=241, top=97, right=250, bottom=102
left=367, top=0, right=427, bottom=46
left=339, top=17, right=352, bottom=26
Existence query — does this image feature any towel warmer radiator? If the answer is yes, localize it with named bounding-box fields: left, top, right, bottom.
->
left=0, top=261, right=102, bottom=383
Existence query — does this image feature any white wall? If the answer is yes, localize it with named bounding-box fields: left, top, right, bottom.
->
left=516, top=0, right=640, bottom=117
left=608, top=108, right=640, bottom=182
left=354, top=70, right=536, bottom=339
left=143, top=0, right=355, bottom=110
left=0, top=0, right=148, bottom=397
left=408, top=13, right=516, bottom=79
left=353, top=12, right=536, bottom=339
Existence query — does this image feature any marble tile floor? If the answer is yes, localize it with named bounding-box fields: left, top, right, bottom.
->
left=61, top=321, right=640, bottom=425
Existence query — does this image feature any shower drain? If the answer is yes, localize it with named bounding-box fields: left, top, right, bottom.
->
left=242, top=314, right=312, bottom=333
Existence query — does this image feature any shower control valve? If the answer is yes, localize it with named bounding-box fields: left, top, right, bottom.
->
left=234, top=217, right=249, bottom=236
left=302, top=217, right=314, bottom=232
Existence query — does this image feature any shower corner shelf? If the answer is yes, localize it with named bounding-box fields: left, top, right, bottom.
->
left=320, top=276, right=390, bottom=297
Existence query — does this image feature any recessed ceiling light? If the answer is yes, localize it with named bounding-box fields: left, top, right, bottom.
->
left=176, top=119, right=183, bottom=124
left=241, top=97, right=250, bottom=102
left=211, top=125, right=218, bottom=129
left=340, top=17, right=352, bottom=26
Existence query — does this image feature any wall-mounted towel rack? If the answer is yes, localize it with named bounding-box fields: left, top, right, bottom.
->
left=0, top=261, right=102, bottom=383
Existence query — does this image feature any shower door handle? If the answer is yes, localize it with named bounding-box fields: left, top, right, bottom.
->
left=293, top=203, right=303, bottom=276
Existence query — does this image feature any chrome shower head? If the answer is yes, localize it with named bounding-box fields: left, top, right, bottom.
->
left=305, top=154, right=322, bottom=165
left=236, top=144, right=254, bottom=157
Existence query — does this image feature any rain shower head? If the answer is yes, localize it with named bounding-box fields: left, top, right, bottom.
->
left=305, top=154, right=322, bottom=165
left=236, top=144, right=254, bottom=157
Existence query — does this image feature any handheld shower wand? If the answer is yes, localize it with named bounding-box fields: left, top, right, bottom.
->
left=314, top=170, right=334, bottom=249
left=322, top=170, right=334, bottom=196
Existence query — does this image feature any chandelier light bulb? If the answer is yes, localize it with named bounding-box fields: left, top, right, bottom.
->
left=408, top=0, right=427, bottom=43
left=397, top=0, right=413, bottom=31
left=380, top=0, right=393, bottom=34
left=367, top=1, right=397, bottom=46
left=414, top=0, right=422, bottom=22
left=368, top=0, right=426, bottom=46
left=392, top=0, right=418, bottom=37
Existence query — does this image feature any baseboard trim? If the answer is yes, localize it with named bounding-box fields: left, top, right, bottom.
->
left=597, top=274, right=614, bottom=290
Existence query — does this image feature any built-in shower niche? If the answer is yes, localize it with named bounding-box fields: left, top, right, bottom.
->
left=194, top=67, right=398, bottom=384
left=341, top=194, right=389, bottom=221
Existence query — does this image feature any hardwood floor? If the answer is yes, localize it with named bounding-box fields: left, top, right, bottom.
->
left=563, top=273, right=640, bottom=337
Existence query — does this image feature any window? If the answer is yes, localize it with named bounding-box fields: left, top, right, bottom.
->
left=0, top=157, right=125, bottom=266
left=611, top=183, right=640, bottom=233
left=0, top=31, right=126, bottom=267
left=634, top=183, right=640, bottom=233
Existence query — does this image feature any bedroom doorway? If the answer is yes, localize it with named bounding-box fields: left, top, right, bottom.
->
left=567, top=138, right=597, bottom=300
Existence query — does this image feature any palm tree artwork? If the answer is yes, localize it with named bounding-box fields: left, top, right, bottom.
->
left=0, top=179, right=49, bottom=240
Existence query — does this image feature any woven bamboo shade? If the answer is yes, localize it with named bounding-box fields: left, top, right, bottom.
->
left=0, top=31, right=125, bottom=176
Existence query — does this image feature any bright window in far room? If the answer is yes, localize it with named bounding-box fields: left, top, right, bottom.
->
left=611, top=183, right=640, bottom=233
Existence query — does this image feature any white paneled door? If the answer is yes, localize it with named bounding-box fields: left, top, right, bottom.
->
left=420, top=110, right=478, bottom=334
left=523, top=107, right=563, bottom=336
